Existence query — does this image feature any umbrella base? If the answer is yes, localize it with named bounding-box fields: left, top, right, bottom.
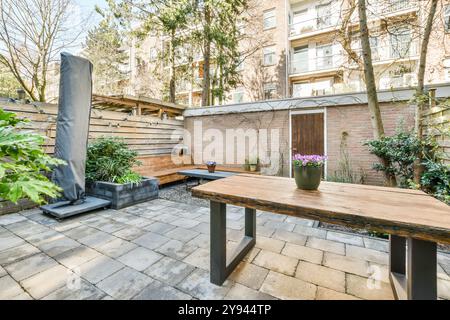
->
left=40, top=196, right=111, bottom=219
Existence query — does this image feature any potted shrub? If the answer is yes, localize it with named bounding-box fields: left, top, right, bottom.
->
left=85, top=137, right=158, bottom=209
left=292, top=154, right=327, bottom=190
left=206, top=161, right=216, bottom=173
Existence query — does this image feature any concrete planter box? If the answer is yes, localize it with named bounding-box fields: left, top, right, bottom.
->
left=86, top=177, right=158, bottom=209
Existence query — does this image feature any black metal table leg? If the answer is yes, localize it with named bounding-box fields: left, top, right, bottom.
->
left=389, top=234, right=437, bottom=300
left=407, top=238, right=437, bottom=300
left=389, top=235, right=407, bottom=299
left=210, top=200, right=256, bottom=286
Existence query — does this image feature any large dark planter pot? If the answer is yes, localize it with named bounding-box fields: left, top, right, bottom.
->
left=294, top=166, right=322, bottom=190
left=86, top=177, right=158, bottom=209
left=207, top=165, right=216, bottom=173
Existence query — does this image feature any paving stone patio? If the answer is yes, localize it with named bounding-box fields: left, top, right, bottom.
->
left=0, top=197, right=449, bottom=300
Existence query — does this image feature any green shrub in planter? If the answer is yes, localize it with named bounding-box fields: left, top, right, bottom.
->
left=86, top=137, right=142, bottom=184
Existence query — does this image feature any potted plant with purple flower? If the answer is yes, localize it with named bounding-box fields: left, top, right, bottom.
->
left=292, top=154, right=327, bottom=190
left=206, top=160, right=216, bottom=173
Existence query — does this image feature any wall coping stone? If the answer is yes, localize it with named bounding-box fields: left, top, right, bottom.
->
left=183, top=83, right=450, bottom=117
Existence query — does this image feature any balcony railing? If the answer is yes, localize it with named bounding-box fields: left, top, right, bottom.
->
left=177, top=78, right=203, bottom=93
left=352, top=0, right=417, bottom=22
left=290, top=53, right=343, bottom=75
left=289, top=14, right=340, bottom=38
left=289, top=1, right=417, bottom=38
left=291, top=73, right=417, bottom=98
left=380, top=0, right=417, bottom=15
left=353, top=40, right=419, bottom=63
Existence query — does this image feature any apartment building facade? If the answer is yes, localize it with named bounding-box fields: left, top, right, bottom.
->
left=122, top=0, right=450, bottom=107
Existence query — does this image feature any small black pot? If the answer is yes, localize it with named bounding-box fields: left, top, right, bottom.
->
left=294, top=165, right=322, bottom=190
left=207, top=164, right=216, bottom=173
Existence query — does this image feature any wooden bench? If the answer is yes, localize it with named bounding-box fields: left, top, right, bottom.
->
left=134, top=154, right=259, bottom=186
left=192, top=174, right=450, bottom=300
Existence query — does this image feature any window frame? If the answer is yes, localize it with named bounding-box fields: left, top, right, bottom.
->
left=263, top=8, right=276, bottom=30
left=232, top=88, right=245, bottom=104
left=445, top=5, right=450, bottom=33
left=263, top=82, right=277, bottom=100
left=263, top=46, right=277, bottom=66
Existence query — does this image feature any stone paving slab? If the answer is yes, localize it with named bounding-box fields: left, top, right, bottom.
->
left=177, top=268, right=233, bottom=299
left=0, top=197, right=449, bottom=301
left=96, top=267, right=152, bottom=299
left=133, top=232, right=170, bottom=250
left=5, top=253, right=58, bottom=281
left=117, top=247, right=162, bottom=271
left=260, top=271, right=316, bottom=300
left=43, top=279, right=107, bottom=300
left=20, top=265, right=73, bottom=299
left=144, top=256, right=195, bottom=286
left=229, top=262, right=269, bottom=290
left=0, top=275, right=27, bottom=299
left=76, top=255, right=124, bottom=284
left=225, top=283, right=276, bottom=300
left=96, top=238, right=138, bottom=258
left=156, top=239, right=198, bottom=260
left=133, top=278, right=192, bottom=300
left=253, top=250, right=298, bottom=276
left=0, top=243, right=40, bottom=265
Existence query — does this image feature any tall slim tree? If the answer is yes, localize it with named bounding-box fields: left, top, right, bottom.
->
left=413, top=0, right=439, bottom=184
left=105, top=0, right=192, bottom=103
left=83, top=18, right=129, bottom=95
left=0, top=0, right=84, bottom=102
left=192, top=0, right=248, bottom=106
left=357, top=0, right=396, bottom=186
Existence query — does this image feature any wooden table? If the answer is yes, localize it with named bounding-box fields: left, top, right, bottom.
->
left=192, top=174, right=450, bottom=300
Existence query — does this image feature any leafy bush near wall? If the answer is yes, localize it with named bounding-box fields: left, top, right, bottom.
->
left=86, top=137, right=142, bottom=184
left=365, top=129, right=449, bottom=204
left=0, top=109, right=65, bottom=204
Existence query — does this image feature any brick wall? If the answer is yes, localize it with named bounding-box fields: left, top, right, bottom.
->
left=184, top=102, right=415, bottom=186
left=326, top=102, right=415, bottom=186
left=184, top=109, right=291, bottom=176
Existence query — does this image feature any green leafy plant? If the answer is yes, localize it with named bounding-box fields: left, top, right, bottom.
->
left=420, top=159, right=450, bottom=204
left=365, top=127, right=449, bottom=204
left=86, top=137, right=142, bottom=184
left=0, top=108, right=65, bottom=204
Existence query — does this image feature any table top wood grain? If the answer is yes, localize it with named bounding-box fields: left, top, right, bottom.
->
left=192, top=174, right=450, bottom=244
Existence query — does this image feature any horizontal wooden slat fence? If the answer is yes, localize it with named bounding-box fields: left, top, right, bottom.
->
left=1, top=102, right=184, bottom=157
left=422, top=104, right=450, bottom=164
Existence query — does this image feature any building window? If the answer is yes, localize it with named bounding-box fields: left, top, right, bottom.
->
left=316, top=2, right=332, bottom=29
left=149, top=48, right=158, bottom=61
left=445, top=59, right=450, bottom=81
left=263, top=46, right=276, bottom=66
left=390, top=27, right=412, bottom=59
left=233, top=88, right=245, bottom=103
left=263, top=9, right=276, bottom=30
left=264, top=83, right=277, bottom=100
left=445, top=5, right=450, bottom=32
left=236, top=60, right=244, bottom=72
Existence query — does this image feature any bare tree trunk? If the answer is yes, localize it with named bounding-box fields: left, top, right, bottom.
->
left=169, top=30, right=176, bottom=103
left=357, top=0, right=396, bottom=186
left=413, top=0, right=438, bottom=184
left=201, top=5, right=211, bottom=107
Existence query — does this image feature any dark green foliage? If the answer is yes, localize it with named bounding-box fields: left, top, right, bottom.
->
left=86, top=137, right=142, bottom=184
left=0, top=108, right=65, bottom=204
left=365, top=128, right=449, bottom=204
left=365, top=130, right=423, bottom=187
left=421, top=159, right=450, bottom=204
